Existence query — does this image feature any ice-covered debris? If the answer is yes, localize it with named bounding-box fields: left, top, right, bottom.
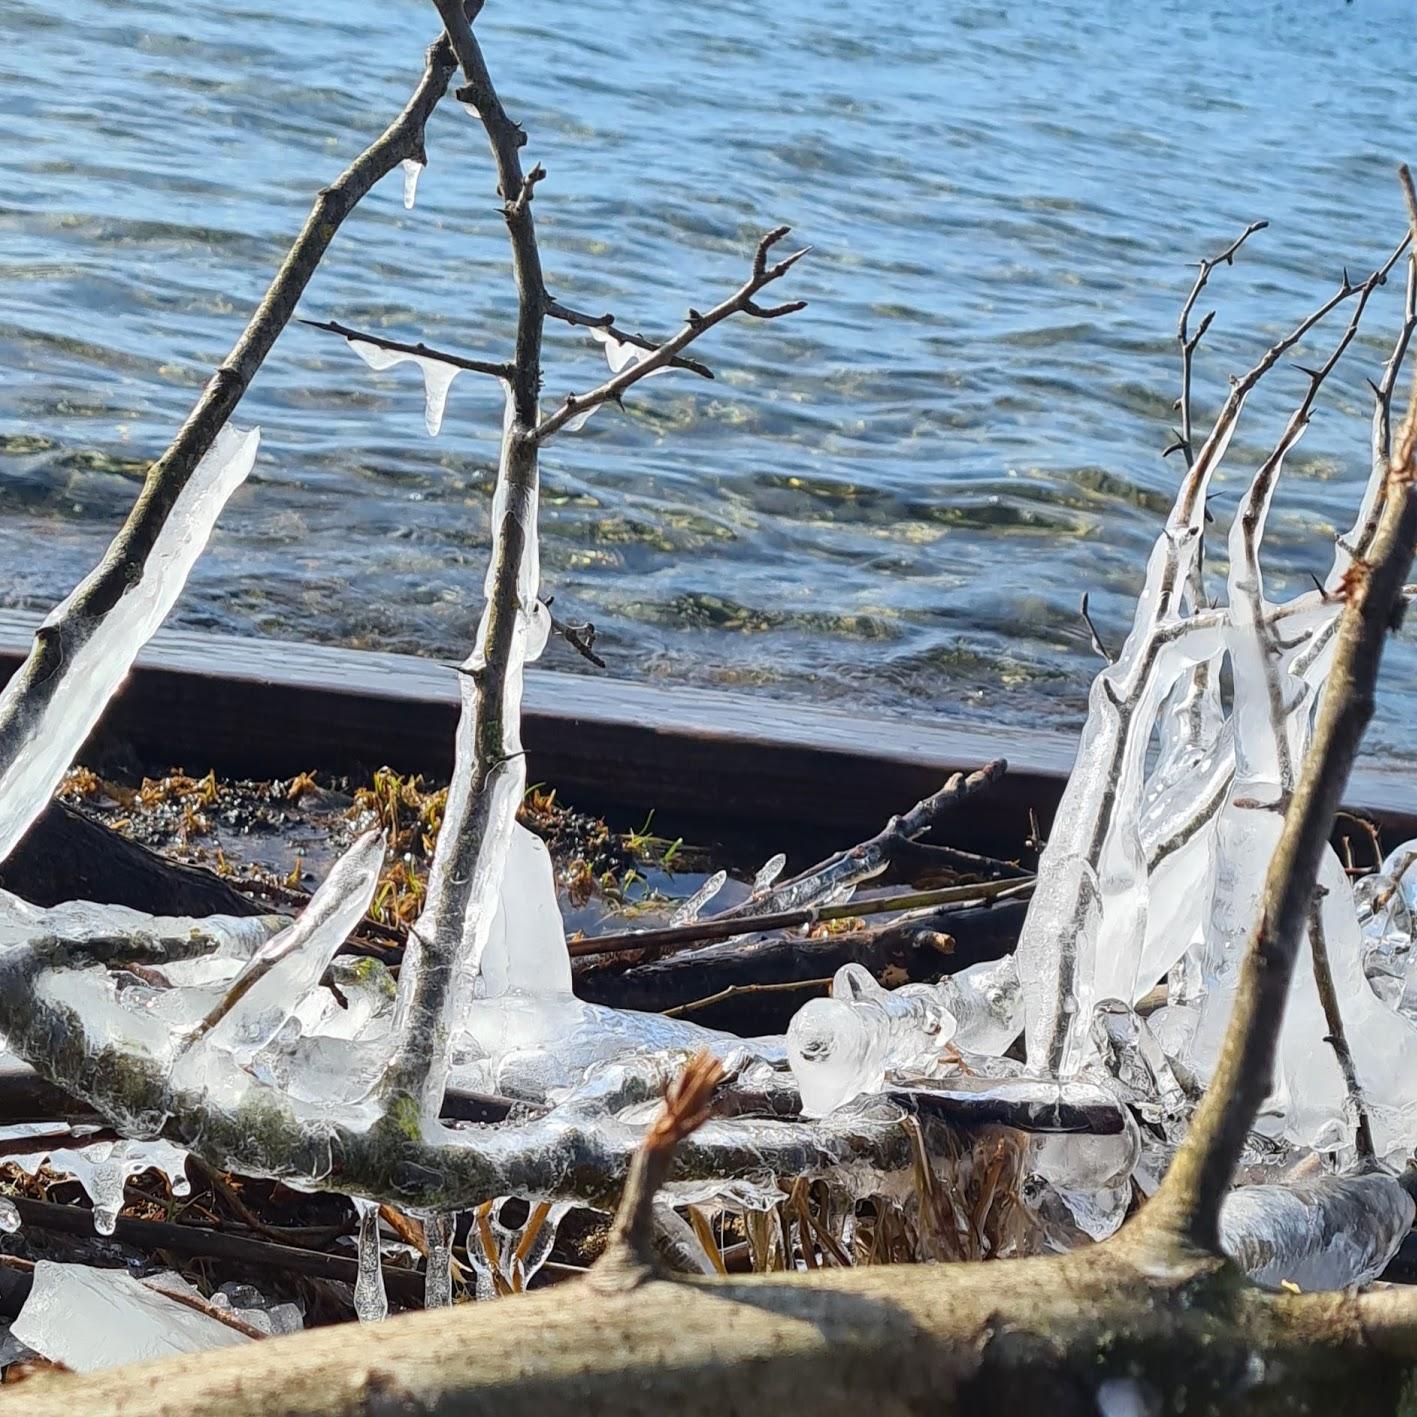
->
left=754, top=853, right=787, bottom=892
left=463, top=1197, right=571, bottom=1298
left=423, top=1212, right=453, bottom=1308
left=208, top=1281, right=303, bottom=1336
left=454, top=991, right=785, bottom=1102
left=1219, top=1172, right=1414, bottom=1290
left=937, top=955, right=1024, bottom=1057
left=787, top=964, right=958, bottom=1118
left=0, top=1199, right=17, bottom=1234
left=349, top=338, right=462, bottom=437
left=0, top=424, right=259, bottom=865
left=2, top=1135, right=190, bottom=1235
left=400, top=157, right=424, bottom=210
left=12, top=1262, right=252, bottom=1371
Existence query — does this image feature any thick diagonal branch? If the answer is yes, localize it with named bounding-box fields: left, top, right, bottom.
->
left=0, top=37, right=457, bottom=856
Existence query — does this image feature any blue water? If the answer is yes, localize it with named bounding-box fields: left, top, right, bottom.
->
left=2, top=0, right=1417, bottom=757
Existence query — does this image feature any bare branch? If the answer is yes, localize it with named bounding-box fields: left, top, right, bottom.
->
left=542, top=596, right=607, bottom=669
left=299, top=318, right=512, bottom=379
left=1079, top=592, right=1114, bottom=664
left=545, top=298, right=715, bottom=379
left=533, top=226, right=810, bottom=443
left=1175, top=220, right=1268, bottom=467
left=1307, top=894, right=1376, bottom=1163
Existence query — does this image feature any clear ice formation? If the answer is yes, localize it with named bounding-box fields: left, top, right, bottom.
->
left=0, top=423, right=259, bottom=861
left=400, top=157, right=424, bottom=210
left=1219, top=1172, right=1415, bottom=1290
left=1, top=238, right=1413, bottom=1300
left=12, top=1262, right=252, bottom=1371
left=353, top=1199, right=389, bottom=1323
left=349, top=338, right=463, bottom=436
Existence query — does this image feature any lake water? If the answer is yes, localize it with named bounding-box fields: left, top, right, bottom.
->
left=3, top=0, right=1417, bottom=760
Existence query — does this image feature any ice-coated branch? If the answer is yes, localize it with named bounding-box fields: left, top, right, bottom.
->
left=1228, top=239, right=1406, bottom=791
left=0, top=928, right=914, bottom=1210
left=1172, top=219, right=1268, bottom=468
left=1305, top=896, right=1376, bottom=1162
left=1015, top=241, right=1401, bottom=1078
left=1145, top=172, right=1417, bottom=1253
left=533, top=227, right=810, bottom=443
left=0, top=38, right=457, bottom=859
left=545, top=298, right=715, bottom=380
left=299, top=319, right=512, bottom=380
left=724, top=759, right=1008, bottom=919
left=377, top=1, right=551, bottom=1119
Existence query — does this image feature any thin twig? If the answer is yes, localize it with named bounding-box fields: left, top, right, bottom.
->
left=1306, top=894, right=1376, bottom=1163
left=1172, top=220, right=1268, bottom=467
left=534, top=227, right=809, bottom=443
left=545, top=298, right=715, bottom=379
left=592, top=1052, right=724, bottom=1288
left=660, top=976, right=834, bottom=1019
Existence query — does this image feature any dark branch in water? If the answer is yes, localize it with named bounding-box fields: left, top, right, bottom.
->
left=541, top=596, right=607, bottom=669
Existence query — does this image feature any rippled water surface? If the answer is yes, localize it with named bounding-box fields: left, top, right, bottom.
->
left=3, top=0, right=1417, bottom=756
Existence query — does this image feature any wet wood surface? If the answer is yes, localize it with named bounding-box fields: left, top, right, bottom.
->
left=0, top=609, right=1412, bottom=855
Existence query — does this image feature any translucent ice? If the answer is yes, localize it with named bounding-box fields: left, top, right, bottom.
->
left=400, top=157, right=424, bottom=210
left=13, top=1262, right=251, bottom=1371
left=353, top=1198, right=388, bottom=1322
left=1220, top=1172, right=1414, bottom=1290
left=0, top=424, right=259, bottom=864
left=349, top=338, right=461, bottom=437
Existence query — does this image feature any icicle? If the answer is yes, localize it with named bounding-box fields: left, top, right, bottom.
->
left=0, top=424, right=259, bottom=865
left=671, top=871, right=727, bottom=926
left=422, top=1213, right=453, bottom=1308
left=353, top=1199, right=388, bottom=1322
left=400, top=157, right=424, bottom=211
left=348, top=339, right=461, bottom=437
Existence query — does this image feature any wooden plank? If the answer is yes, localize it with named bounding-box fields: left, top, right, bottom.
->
left=0, top=608, right=1412, bottom=853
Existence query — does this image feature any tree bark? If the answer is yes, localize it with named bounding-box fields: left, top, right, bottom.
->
left=6, top=1232, right=1414, bottom=1416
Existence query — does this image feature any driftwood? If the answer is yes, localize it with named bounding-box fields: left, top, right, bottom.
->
left=0, top=801, right=262, bottom=918
left=575, top=900, right=1026, bottom=1031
